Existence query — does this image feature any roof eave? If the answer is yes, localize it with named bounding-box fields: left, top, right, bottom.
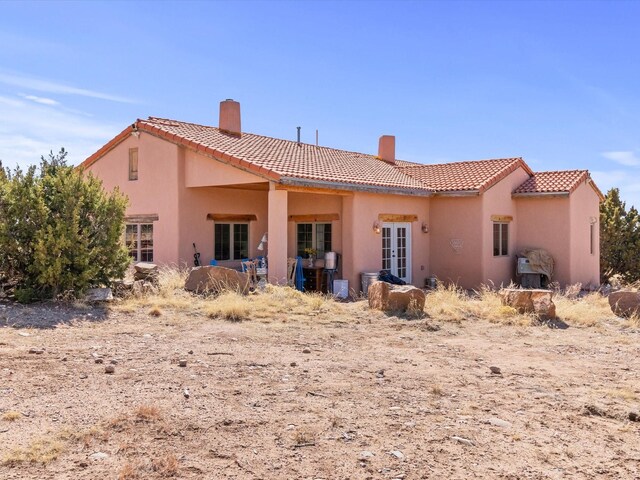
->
left=279, top=177, right=432, bottom=197
left=512, top=191, right=570, bottom=198
left=432, top=190, right=480, bottom=197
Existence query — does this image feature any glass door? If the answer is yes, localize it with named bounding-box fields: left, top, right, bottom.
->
left=381, top=222, right=411, bottom=283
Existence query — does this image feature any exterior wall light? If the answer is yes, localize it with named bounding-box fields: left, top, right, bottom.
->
left=373, top=221, right=381, bottom=234
left=421, top=223, right=429, bottom=233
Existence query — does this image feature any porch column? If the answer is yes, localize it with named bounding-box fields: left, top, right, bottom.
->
left=267, top=184, right=288, bottom=284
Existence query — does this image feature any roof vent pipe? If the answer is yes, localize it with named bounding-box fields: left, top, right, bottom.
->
left=219, top=99, right=241, bottom=137
left=296, top=126, right=301, bottom=145
left=378, top=135, right=395, bottom=164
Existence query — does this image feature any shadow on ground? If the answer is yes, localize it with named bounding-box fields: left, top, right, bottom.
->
left=0, top=301, right=109, bottom=329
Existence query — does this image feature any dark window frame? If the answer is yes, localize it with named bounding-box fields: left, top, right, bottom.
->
left=296, top=222, right=332, bottom=258
left=214, top=222, right=249, bottom=261
left=493, top=222, right=509, bottom=257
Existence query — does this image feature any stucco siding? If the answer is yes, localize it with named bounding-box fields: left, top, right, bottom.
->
left=85, top=132, right=181, bottom=264
left=481, top=167, right=531, bottom=287
left=569, top=181, right=600, bottom=287
left=429, top=196, right=483, bottom=289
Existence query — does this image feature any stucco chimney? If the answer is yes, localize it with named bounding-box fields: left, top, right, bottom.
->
left=219, top=99, right=241, bottom=136
left=378, top=135, right=395, bottom=164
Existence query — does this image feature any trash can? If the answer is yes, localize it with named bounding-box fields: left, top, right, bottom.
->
left=360, top=272, right=379, bottom=296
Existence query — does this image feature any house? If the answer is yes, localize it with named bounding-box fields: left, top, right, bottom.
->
left=81, top=99, right=603, bottom=291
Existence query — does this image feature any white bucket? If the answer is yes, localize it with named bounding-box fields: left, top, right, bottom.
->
left=324, top=251, right=337, bottom=270
left=333, top=279, right=348, bottom=299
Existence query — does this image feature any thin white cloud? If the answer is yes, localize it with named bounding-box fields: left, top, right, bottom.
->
left=19, top=94, right=60, bottom=106
left=0, top=71, right=135, bottom=104
left=602, top=150, right=640, bottom=167
left=592, top=169, right=640, bottom=209
left=0, top=94, right=119, bottom=169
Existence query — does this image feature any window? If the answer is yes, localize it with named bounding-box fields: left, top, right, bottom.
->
left=296, top=223, right=332, bottom=258
left=493, top=222, right=508, bottom=256
left=129, top=148, right=138, bottom=181
left=125, top=223, right=153, bottom=262
left=590, top=223, right=595, bottom=255
left=215, top=223, right=248, bottom=261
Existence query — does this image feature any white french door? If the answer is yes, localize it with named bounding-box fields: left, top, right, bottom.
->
left=381, top=222, right=411, bottom=284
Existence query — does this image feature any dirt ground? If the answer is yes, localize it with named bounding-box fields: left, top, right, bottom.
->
left=0, top=298, right=639, bottom=479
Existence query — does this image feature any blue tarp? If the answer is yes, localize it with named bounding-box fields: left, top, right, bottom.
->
left=295, top=256, right=305, bottom=291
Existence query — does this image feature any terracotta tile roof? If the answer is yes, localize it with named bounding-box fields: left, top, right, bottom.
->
left=136, top=117, right=429, bottom=193
left=397, top=158, right=532, bottom=193
left=513, top=170, right=604, bottom=199
left=81, top=116, right=602, bottom=200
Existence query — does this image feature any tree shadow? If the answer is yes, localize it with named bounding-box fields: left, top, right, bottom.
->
left=0, top=301, right=110, bottom=329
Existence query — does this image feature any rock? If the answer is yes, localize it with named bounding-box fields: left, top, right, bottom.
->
left=451, top=436, right=475, bottom=446
left=359, top=450, right=374, bottom=460
left=629, top=412, right=639, bottom=422
left=179, top=359, right=187, bottom=367
left=94, top=358, right=104, bottom=364
left=134, top=262, right=158, bottom=275
left=88, top=452, right=109, bottom=461
left=302, top=348, right=311, bottom=354
left=84, top=288, right=113, bottom=303
left=183, top=388, right=190, bottom=398
left=28, top=348, right=44, bottom=354
left=376, top=369, right=385, bottom=378
left=368, top=281, right=426, bottom=314
left=290, top=362, right=297, bottom=367
left=104, top=365, right=115, bottom=374
left=484, top=417, right=511, bottom=428
left=389, top=450, right=405, bottom=459
left=499, top=288, right=556, bottom=319
left=608, top=291, right=640, bottom=318
left=489, top=366, right=501, bottom=374
left=184, top=266, right=250, bottom=295
left=110, top=359, right=118, bottom=365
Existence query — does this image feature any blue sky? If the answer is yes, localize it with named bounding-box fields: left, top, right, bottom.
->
left=1, top=1, right=639, bottom=206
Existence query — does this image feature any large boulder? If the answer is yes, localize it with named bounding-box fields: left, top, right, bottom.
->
left=185, top=266, right=250, bottom=295
left=608, top=290, right=640, bottom=318
left=368, top=281, right=426, bottom=314
left=500, top=288, right=556, bottom=320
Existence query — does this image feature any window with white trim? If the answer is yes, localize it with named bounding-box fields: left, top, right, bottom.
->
left=296, top=223, right=332, bottom=258
left=125, top=223, right=153, bottom=262
left=215, top=223, right=249, bottom=261
left=493, top=222, right=508, bottom=257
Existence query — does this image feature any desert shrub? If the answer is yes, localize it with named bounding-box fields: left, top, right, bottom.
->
left=0, top=149, right=129, bottom=300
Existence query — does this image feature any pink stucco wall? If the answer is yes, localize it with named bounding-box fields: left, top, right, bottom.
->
left=429, top=196, right=482, bottom=289
left=342, top=192, right=430, bottom=292
left=85, top=132, right=181, bottom=264
left=569, top=181, right=600, bottom=287
left=481, top=167, right=531, bottom=287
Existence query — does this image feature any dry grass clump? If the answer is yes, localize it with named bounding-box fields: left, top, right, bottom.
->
left=554, top=292, right=612, bottom=327
left=1, top=436, right=65, bottom=465
left=204, top=291, right=251, bottom=321
left=424, top=284, right=530, bottom=325
left=2, top=410, right=21, bottom=422
left=603, top=387, right=637, bottom=402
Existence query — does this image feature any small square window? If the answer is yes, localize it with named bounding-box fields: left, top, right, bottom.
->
left=129, top=148, right=138, bottom=181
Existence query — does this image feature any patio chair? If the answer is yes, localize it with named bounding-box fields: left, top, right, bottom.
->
left=241, top=259, right=258, bottom=286
left=287, top=257, right=298, bottom=287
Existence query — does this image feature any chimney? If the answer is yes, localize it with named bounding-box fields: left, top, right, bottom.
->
left=378, top=135, right=395, bottom=164
left=219, top=99, right=241, bottom=136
